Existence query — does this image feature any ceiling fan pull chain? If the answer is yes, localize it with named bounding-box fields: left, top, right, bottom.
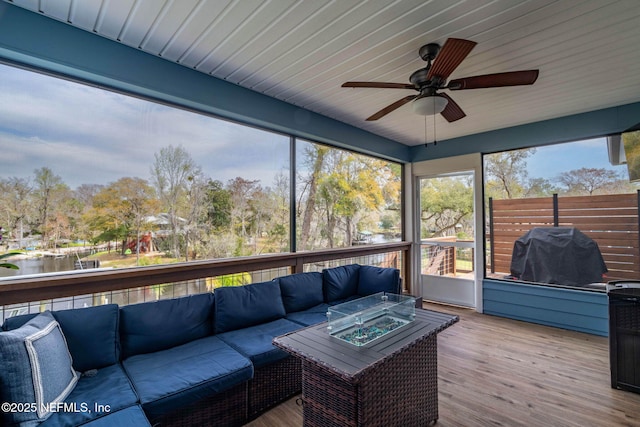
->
left=424, top=115, right=428, bottom=147
left=433, top=97, right=437, bottom=146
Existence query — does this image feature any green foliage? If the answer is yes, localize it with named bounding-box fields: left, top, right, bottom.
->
left=623, top=131, right=640, bottom=181
left=379, top=215, right=396, bottom=231
left=207, top=272, right=251, bottom=289
left=0, top=252, right=21, bottom=269
left=203, top=179, right=232, bottom=229
left=420, top=176, right=473, bottom=239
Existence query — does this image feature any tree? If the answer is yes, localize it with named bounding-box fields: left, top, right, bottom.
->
left=556, top=167, right=621, bottom=195
left=484, top=149, right=535, bottom=199
left=317, top=151, right=385, bottom=247
left=151, top=145, right=200, bottom=258
left=524, top=177, right=557, bottom=197
left=623, top=130, right=640, bottom=181
left=227, top=177, right=260, bottom=242
left=420, top=176, right=473, bottom=238
left=183, top=171, right=206, bottom=261
left=73, top=184, right=104, bottom=245
left=202, top=179, right=232, bottom=230
left=32, top=167, right=69, bottom=248
left=0, top=177, right=33, bottom=247
left=297, top=144, right=399, bottom=249
left=85, top=177, right=157, bottom=262
left=266, top=171, right=290, bottom=252
left=298, top=145, right=327, bottom=250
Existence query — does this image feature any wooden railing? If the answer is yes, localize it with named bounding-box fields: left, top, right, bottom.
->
left=489, top=192, right=639, bottom=281
left=0, top=243, right=411, bottom=308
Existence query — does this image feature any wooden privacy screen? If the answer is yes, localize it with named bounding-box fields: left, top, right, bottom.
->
left=489, top=192, right=640, bottom=282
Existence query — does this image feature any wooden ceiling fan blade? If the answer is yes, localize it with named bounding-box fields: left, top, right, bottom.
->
left=366, top=95, right=417, bottom=121
left=426, top=38, right=477, bottom=80
left=439, top=93, right=466, bottom=122
left=342, top=81, right=415, bottom=89
left=447, top=70, right=539, bottom=90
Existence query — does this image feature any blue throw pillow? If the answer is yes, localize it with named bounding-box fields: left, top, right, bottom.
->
left=358, top=265, right=401, bottom=296
left=2, top=305, right=120, bottom=373
left=0, top=311, right=79, bottom=426
left=120, top=293, right=215, bottom=359
left=277, top=272, right=324, bottom=313
left=323, top=264, right=360, bottom=302
left=215, top=281, right=286, bottom=333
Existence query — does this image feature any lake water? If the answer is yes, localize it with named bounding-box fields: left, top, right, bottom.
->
left=0, top=255, right=84, bottom=278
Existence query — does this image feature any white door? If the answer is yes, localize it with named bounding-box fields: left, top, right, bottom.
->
left=418, top=172, right=475, bottom=307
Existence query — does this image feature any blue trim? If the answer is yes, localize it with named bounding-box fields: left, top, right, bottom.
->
left=0, top=3, right=410, bottom=163
left=483, top=279, right=608, bottom=336
left=410, top=102, right=640, bottom=162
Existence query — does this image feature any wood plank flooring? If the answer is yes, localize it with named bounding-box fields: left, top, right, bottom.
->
left=246, top=302, right=640, bottom=426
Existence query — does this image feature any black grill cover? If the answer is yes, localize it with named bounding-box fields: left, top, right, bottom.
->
left=510, top=227, right=608, bottom=286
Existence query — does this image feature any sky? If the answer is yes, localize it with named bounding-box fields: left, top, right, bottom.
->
left=0, top=63, right=290, bottom=190
left=525, top=137, right=628, bottom=182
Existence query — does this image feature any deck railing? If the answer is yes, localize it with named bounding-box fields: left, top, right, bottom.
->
left=0, top=242, right=411, bottom=322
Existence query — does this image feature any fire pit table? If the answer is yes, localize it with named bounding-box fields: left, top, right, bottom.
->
left=273, top=297, right=458, bottom=427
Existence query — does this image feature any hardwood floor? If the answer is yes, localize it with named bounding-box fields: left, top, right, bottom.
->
left=246, top=302, right=640, bottom=426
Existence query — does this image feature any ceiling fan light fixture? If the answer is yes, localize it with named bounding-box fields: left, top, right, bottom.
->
left=412, top=95, right=448, bottom=116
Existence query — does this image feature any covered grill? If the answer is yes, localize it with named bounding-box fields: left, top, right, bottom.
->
left=510, top=227, right=607, bottom=286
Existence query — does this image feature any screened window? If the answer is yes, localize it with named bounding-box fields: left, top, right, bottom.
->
left=295, top=140, right=402, bottom=251
left=0, top=63, right=289, bottom=276
left=484, top=135, right=640, bottom=290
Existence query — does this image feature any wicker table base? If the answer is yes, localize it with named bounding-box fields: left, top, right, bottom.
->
left=302, top=334, right=437, bottom=427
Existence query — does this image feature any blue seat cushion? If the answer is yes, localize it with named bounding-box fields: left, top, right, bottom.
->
left=217, top=318, right=302, bottom=368
left=78, top=405, right=151, bottom=427
left=0, top=311, right=79, bottom=427
left=285, top=303, right=330, bottom=326
left=40, top=363, right=139, bottom=427
left=323, top=264, right=360, bottom=302
left=357, top=265, right=401, bottom=296
left=2, top=304, right=120, bottom=372
left=120, top=293, right=215, bottom=359
left=214, top=281, right=286, bottom=333
left=277, top=272, right=324, bottom=313
left=122, top=335, right=253, bottom=421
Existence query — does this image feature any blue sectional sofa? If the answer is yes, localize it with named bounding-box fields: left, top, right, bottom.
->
left=0, top=264, right=401, bottom=427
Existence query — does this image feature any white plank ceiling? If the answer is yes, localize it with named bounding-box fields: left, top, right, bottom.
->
left=6, top=0, right=640, bottom=146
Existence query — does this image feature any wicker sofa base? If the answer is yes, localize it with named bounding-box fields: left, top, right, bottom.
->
left=148, top=356, right=302, bottom=426
left=249, top=356, right=302, bottom=418
left=151, top=382, right=248, bottom=427
left=301, top=334, right=438, bottom=427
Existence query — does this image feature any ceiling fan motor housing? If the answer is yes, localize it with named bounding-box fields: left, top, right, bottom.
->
left=419, top=43, right=440, bottom=61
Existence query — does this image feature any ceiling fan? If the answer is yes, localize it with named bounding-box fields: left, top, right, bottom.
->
left=342, top=38, right=539, bottom=122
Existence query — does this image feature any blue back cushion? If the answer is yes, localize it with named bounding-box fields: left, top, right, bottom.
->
left=120, top=293, right=215, bottom=359
left=323, top=264, right=360, bottom=302
left=2, top=304, right=120, bottom=372
left=214, top=281, right=286, bottom=333
left=277, top=272, right=324, bottom=313
left=358, top=265, right=401, bottom=296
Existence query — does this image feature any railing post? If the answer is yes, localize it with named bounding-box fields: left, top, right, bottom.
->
left=553, top=193, right=559, bottom=226
left=292, top=258, right=304, bottom=274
